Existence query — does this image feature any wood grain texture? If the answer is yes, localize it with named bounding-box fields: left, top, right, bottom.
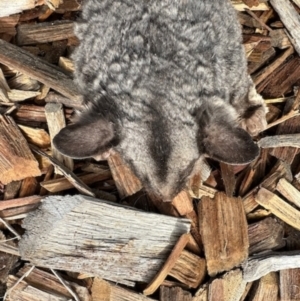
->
left=19, top=194, right=190, bottom=286
left=198, top=192, right=249, bottom=276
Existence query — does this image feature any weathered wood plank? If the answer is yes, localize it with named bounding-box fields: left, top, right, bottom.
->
left=19, top=194, right=191, bottom=286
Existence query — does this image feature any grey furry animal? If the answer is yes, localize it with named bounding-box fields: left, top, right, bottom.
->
left=53, top=0, right=267, bottom=201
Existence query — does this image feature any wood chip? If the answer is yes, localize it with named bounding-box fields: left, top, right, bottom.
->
left=169, top=250, right=206, bottom=289
left=270, top=0, right=300, bottom=55
left=0, top=38, right=82, bottom=103
left=208, top=269, right=246, bottom=301
left=256, top=187, right=300, bottom=231
left=0, top=115, right=41, bottom=184
left=248, top=217, right=284, bottom=255
left=198, top=192, right=249, bottom=276
left=17, top=20, right=74, bottom=46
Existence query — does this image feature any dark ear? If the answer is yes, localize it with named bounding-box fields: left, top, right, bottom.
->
left=202, top=124, right=259, bottom=164
left=53, top=119, right=117, bottom=159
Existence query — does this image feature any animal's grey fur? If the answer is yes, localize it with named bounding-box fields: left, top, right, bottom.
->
left=53, top=0, right=267, bottom=201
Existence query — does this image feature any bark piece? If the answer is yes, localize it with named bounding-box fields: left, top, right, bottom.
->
left=160, top=286, right=192, bottom=301
left=243, top=252, right=300, bottom=282
left=208, top=269, right=246, bottom=301
left=3, top=180, right=21, bottom=200
left=19, top=194, right=191, bottom=286
left=0, top=39, right=82, bottom=103
left=198, top=192, right=249, bottom=276
left=0, top=115, right=41, bottom=184
left=256, top=187, right=300, bottom=231
left=280, top=268, right=300, bottom=301
left=17, top=20, right=74, bottom=46
left=107, top=151, right=143, bottom=198
left=45, top=103, right=73, bottom=173
left=270, top=0, right=300, bottom=55
left=248, top=217, right=284, bottom=255
left=91, top=278, right=157, bottom=301
left=248, top=272, right=278, bottom=301
left=169, top=250, right=206, bottom=289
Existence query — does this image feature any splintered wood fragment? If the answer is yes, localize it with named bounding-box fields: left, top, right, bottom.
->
left=31, top=144, right=95, bottom=196
left=276, top=178, right=300, bottom=208
left=231, top=1, right=269, bottom=11
left=254, top=46, right=294, bottom=86
left=7, top=89, right=40, bottom=101
left=0, top=39, right=82, bottom=103
left=19, top=177, right=38, bottom=198
left=243, top=252, right=300, bottom=282
left=248, top=272, right=278, bottom=301
left=143, top=233, right=190, bottom=295
left=220, top=162, right=236, bottom=196
left=280, top=268, right=300, bottom=301
left=0, top=115, right=41, bottom=184
left=19, top=195, right=190, bottom=286
left=256, top=187, right=300, bottom=230
left=160, top=286, right=192, bottom=301
left=107, top=152, right=142, bottom=198
left=13, top=104, right=46, bottom=123
left=168, top=250, right=206, bottom=289
left=172, top=190, right=193, bottom=216
left=7, top=265, right=90, bottom=301
left=248, top=47, right=276, bottom=74
left=91, top=278, right=157, bottom=301
left=45, top=91, right=83, bottom=110
left=270, top=0, right=300, bottom=55
left=40, top=171, right=111, bottom=192
left=0, top=0, right=39, bottom=17
left=45, top=103, right=73, bottom=173
left=198, top=192, right=249, bottom=276
left=17, top=20, right=74, bottom=46
left=259, top=57, right=300, bottom=99
left=208, top=269, right=246, bottom=301
left=18, top=124, right=51, bottom=148
left=248, top=217, right=284, bottom=255
left=258, top=134, right=300, bottom=148
left=0, top=195, right=42, bottom=211
left=58, top=56, right=74, bottom=73
left=292, top=0, right=300, bottom=8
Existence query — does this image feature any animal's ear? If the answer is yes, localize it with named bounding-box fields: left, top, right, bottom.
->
left=202, top=124, right=259, bottom=164
left=53, top=119, right=117, bottom=159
